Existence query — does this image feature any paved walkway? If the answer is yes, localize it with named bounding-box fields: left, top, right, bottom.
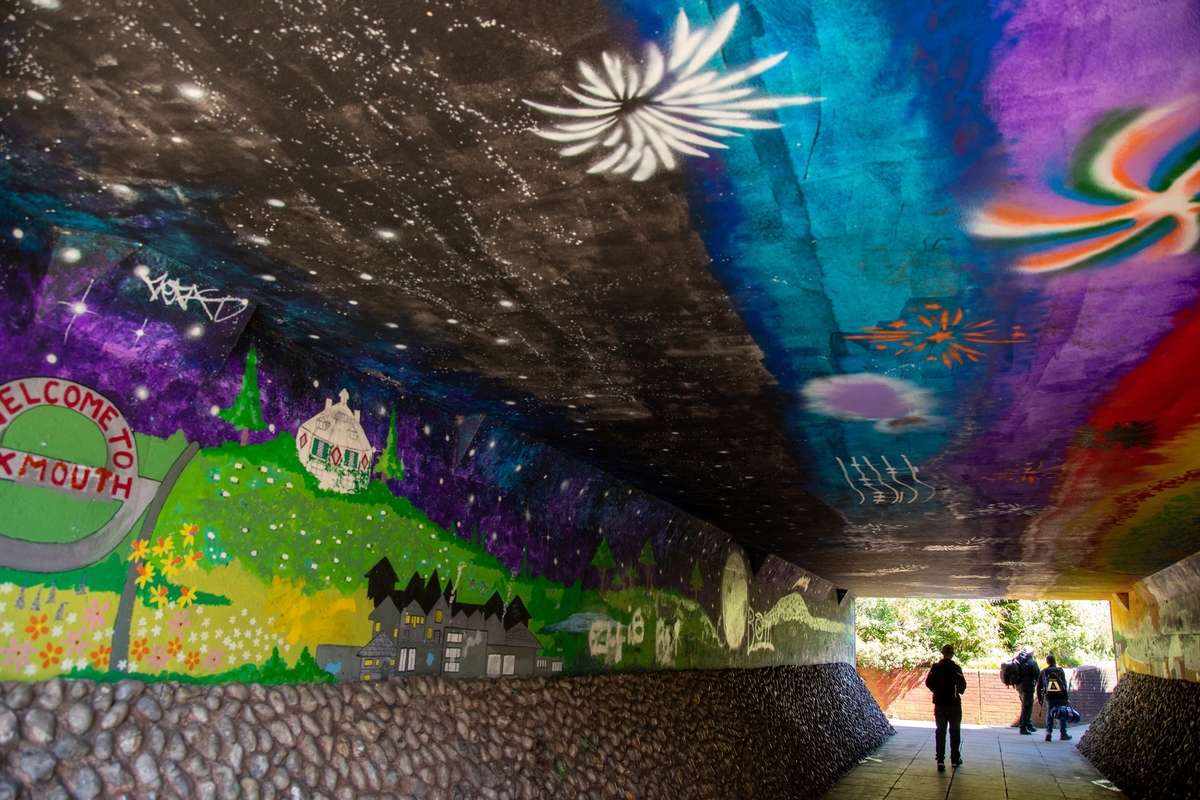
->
left=820, top=720, right=1124, bottom=799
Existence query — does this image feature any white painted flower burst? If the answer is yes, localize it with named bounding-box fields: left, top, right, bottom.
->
left=524, top=4, right=821, bottom=181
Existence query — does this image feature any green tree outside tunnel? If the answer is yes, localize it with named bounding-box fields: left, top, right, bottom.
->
left=855, top=597, right=1114, bottom=670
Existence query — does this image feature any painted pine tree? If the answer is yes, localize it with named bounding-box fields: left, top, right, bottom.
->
left=589, top=538, right=615, bottom=593
left=218, top=345, right=267, bottom=445
left=376, top=409, right=405, bottom=482
left=638, top=540, right=657, bottom=589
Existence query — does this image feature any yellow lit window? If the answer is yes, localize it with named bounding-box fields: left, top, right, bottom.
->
left=374, top=622, right=380, bottom=632
left=426, top=627, right=433, bottom=640
left=363, top=674, right=371, bottom=681
left=363, top=659, right=372, bottom=666
left=404, top=614, right=411, bottom=624
left=393, top=628, right=399, bottom=637
left=435, top=610, right=443, bottom=623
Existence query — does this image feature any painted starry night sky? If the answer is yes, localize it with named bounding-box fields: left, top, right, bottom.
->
left=2, top=0, right=1200, bottom=612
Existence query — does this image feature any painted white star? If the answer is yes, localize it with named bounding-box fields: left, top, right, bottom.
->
left=525, top=4, right=821, bottom=181
left=58, top=279, right=99, bottom=343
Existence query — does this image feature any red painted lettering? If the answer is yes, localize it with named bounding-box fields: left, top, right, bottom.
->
left=98, top=405, right=118, bottom=432
left=79, top=391, right=105, bottom=421
left=19, top=382, right=41, bottom=406
left=0, top=386, right=20, bottom=416
left=63, top=385, right=81, bottom=409
left=0, top=450, right=14, bottom=475
left=70, top=465, right=91, bottom=490
left=108, top=428, right=133, bottom=450
left=19, top=455, right=47, bottom=482
left=112, top=451, right=134, bottom=470
left=50, top=461, right=68, bottom=486
left=43, top=380, right=60, bottom=404
left=94, top=467, right=112, bottom=495
left=110, top=474, right=133, bottom=500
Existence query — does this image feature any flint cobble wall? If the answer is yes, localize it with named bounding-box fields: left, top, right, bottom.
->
left=0, top=663, right=891, bottom=800
left=1077, top=671, right=1200, bottom=800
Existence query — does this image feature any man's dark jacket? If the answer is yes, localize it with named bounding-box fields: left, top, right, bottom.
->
left=925, top=657, right=968, bottom=708
left=1016, top=652, right=1039, bottom=689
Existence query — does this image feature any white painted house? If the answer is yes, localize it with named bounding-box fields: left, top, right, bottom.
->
left=296, top=389, right=375, bottom=494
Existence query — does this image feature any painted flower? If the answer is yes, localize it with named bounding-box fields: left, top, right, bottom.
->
left=129, top=539, right=150, bottom=562
left=180, top=524, right=199, bottom=548
left=185, top=551, right=203, bottom=571
left=168, top=610, right=192, bottom=636
left=89, top=643, right=112, bottom=670
left=970, top=98, right=1200, bottom=272
left=61, top=626, right=89, bottom=658
left=177, top=586, right=198, bottom=607
left=203, top=646, right=226, bottom=671
left=0, top=637, right=35, bottom=670
left=150, top=586, right=171, bottom=609
left=161, top=556, right=183, bottom=580
left=81, top=597, right=109, bottom=631
left=145, top=646, right=168, bottom=672
left=25, top=613, right=49, bottom=640
left=38, top=642, right=63, bottom=669
left=166, top=637, right=183, bottom=657
left=151, top=536, right=174, bottom=558
left=130, top=637, right=150, bottom=661
left=135, top=562, right=156, bottom=588
left=524, top=4, right=821, bottom=181
left=184, top=650, right=201, bottom=671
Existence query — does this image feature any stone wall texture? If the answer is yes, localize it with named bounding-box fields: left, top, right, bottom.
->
left=1077, top=672, right=1200, bottom=800
left=857, top=666, right=1116, bottom=726
left=0, top=663, right=892, bottom=800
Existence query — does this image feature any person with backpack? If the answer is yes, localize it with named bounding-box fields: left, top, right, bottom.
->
left=1014, top=646, right=1040, bottom=734
left=925, top=644, right=968, bottom=772
left=1037, top=654, right=1072, bottom=741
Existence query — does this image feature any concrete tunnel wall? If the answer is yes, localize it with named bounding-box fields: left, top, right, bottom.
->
left=1075, top=550, right=1200, bottom=800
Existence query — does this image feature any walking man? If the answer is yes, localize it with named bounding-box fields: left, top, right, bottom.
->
left=925, top=644, right=968, bottom=772
left=1015, top=646, right=1040, bottom=734
left=1037, top=655, right=1072, bottom=741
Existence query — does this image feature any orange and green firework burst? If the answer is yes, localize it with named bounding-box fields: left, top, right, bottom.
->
left=969, top=98, right=1200, bottom=273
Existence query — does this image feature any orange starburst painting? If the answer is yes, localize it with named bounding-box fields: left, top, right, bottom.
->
left=844, top=301, right=1026, bottom=368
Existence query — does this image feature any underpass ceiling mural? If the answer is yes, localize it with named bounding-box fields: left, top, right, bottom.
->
left=2, top=0, right=1199, bottom=598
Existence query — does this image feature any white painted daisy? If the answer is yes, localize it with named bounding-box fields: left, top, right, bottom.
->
left=524, top=4, right=820, bottom=181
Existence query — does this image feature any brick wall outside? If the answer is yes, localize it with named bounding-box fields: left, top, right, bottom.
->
left=857, top=665, right=1118, bottom=726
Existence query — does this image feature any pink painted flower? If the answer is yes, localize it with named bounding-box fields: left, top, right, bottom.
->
left=144, top=646, right=169, bottom=673
left=203, top=646, right=226, bottom=672
left=82, top=597, right=110, bottom=632
left=0, top=637, right=36, bottom=670
left=167, top=609, right=192, bottom=637
left=61, top=626, right=89, bottom=658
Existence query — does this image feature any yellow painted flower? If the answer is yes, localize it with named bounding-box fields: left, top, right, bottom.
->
left=185, top=551, right=203, bottom=571
left=151, top=585, right=171, bottom=609
left=178, top=586, right=198, bottom=607
left=128, top=540, right=150, bottom=562
left=161, top=556, right=182, bottom=580
left=151, top=536, right=174, bottom=558
left=180, top=524, right=199, bottom=548
left=135, top=562, right=156, bottom=588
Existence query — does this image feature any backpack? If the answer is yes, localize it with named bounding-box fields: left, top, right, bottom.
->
left=1045, top=671, right=1064, bottom=695
left=1000, top=657, right=1020, bottom=687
